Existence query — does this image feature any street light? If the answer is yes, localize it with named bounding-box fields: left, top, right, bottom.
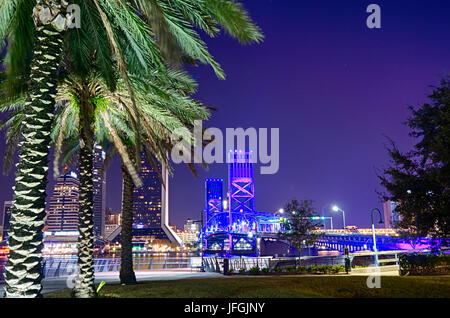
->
left=370, top=208, right=384, bottom=267
left=332, top=205, right=346, bottom=229
left=199, top=211, right=206, bottom=272
left=192, top=217, right=205, bottom=272
left=223, top=200, right=228, bottom=211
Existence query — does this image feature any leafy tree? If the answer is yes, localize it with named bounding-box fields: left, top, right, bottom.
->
left=379, top=77, right=450, bottom=243
left=278, top=199, right=322, bottom=264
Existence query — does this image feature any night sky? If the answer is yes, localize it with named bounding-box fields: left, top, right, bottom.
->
left=1, top=0, right=450, bottom=229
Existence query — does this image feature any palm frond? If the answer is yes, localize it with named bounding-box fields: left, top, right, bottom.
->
left=0, top=0, right=17, bottom=40
left=203, top=0, right=264, bottom=44
left=136, top=0, right=182, bottom=65
left=100, top=111, right=143, bottom=188
left=157, top=1, right=225, bottom=79
left=53, top=105, right=73, bottom=179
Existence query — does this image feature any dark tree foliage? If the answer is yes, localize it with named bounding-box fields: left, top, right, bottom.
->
left=278, top=199, right=322, bottom=262
left=0, top=41, right=6, bottom=99
left=379, top=77, right=450, bottom=241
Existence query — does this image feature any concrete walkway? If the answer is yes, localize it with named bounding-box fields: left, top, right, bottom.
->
left=0, top=270, right=223, bottom=297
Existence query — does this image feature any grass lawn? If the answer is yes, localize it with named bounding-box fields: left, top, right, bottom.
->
left=46, top=275, right=450, bottom=298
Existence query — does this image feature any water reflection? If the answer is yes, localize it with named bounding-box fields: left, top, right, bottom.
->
left=0, top=252, right=200, bottom=281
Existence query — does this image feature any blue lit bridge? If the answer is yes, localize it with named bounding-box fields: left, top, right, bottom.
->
left=314, top=229, right=442, bottom=253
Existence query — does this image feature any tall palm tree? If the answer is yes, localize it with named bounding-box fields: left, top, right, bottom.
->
left=53, top=69, right=208, bottom=286
left=0, top=0, right=72, bottom=298
left=2, top=68, right=207, bottom=293
left=0, top=0, right=165, bottom=297
left=1, top=0, right=263, bottom=297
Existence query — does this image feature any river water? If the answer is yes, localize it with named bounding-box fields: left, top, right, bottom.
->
left=0, top=252, right=200, bottom=281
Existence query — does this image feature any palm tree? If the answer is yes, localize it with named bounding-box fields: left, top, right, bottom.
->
left=0, top=0, right=73, bottom=298
left=1, top=0, right=263, bottom=297
left=2, top=68, right=207, bottom=293
left=53, top=69, right=208, bottom=286
left=117, top=0, right=264, bottom=283
left=0, top=0, right=172, bottom=297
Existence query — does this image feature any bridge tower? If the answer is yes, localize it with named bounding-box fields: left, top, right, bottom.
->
left=228, top=150, right=255, bottom=213
left=205, top=178, right=223, bottom=222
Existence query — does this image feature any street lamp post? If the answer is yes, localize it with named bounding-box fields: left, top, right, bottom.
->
left=370, top=208, right=384, bottom=267
left=193, top=216, right=205, bottom=272
left=332, top=205, right=346, bottom=229
left=196, top=211, right=205, bottom=272
left=201, top=210, right=205, bottom=271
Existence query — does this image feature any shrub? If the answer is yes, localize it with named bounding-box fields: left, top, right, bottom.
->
left=286, top=266, right=296, bottom=273
left=228, top=269, right=235, bottom=275
left=261, top=268, right=270, bottom=274
left=331, top=265, right=344, bottom=274
left=308, top=265, right=319, bottom=273
left=296, top=266, right=307, bottom=274
left=318, top=265, right=331, bottom=274
left=274, top=267, right=282, bottom=273
left=238, top=268, right=246, bottom=275
left=400, top=253, right=450, bottom=275
left=248, top=266, right=261, bottom=275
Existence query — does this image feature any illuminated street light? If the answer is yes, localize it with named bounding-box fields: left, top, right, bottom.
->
left=370, top=208, right=384, bottom=267
left=223, top=200, right=228, bottom=211
left=278, top=208, right=284, bottom=214
left=331, top=205, right=346, bottom=229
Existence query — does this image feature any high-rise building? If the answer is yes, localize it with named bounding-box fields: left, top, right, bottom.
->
left=131, top=155, right=181, bottom=244
left=93, top=144, right=106, bottom=237
left=46, top=171, right=80, bottom=232
left=2, top=201, right=12, bottom=239
left=184, top=219, right=200, bottom=233
left=133, top=157, right=162, bottom=228
left=105, top=207, right=121, bottom=226
left=383, top=200, right=401, bottom=229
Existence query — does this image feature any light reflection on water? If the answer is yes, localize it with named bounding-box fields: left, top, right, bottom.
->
left=0, top=252, right=198, bottom=281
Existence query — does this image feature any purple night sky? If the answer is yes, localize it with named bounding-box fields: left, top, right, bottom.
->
left=1, top=0, right=449, bottom=229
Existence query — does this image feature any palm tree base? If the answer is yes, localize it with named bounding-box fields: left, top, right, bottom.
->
left=120, top=271, right=137, bottom=285
left=71, top=287, right=97, bottom=298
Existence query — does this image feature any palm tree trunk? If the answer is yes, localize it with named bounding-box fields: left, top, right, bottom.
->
left=5, top=1, right=69, bottom=298
left=120, top=164, right=137, bottom=285
left=72, top=84, right=97, bottom=298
